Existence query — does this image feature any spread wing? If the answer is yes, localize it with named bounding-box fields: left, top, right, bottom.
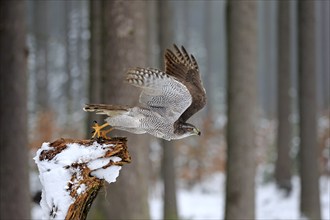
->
left=125, top=67, right=192, bottom=122
left=164, top=45, right=206, bottom=122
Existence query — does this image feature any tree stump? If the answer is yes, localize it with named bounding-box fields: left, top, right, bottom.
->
left=34, top=137, right=130, bottom=220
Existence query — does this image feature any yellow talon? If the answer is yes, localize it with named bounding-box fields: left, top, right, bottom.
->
left=100, top=127, right=113, bottom=138
left=92, top=122, right=112, bottom=139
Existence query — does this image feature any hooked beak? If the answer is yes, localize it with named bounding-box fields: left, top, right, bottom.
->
left=194, top=128, right=201, bottom=136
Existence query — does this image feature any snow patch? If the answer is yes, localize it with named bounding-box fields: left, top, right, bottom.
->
left=150, top=173, right=330, bottom=220
left=34, top=141, right=122, bottom=219
left=91, top=165, right=122, bottom=184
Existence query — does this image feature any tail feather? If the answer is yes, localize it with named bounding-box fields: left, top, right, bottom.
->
left=83, top=104, right=129, bottom=116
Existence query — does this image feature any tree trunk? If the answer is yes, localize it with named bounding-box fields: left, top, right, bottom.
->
left=161, top=140, right=178, bottom=220
left=0, top=1, right=30, bottom=219
left=85, top=2, right=107, bottom=218
left=259, top=1, right=277, bottom=119
left=320, top=1, right=330, bottom=110
left=34, top=1, right=49, bottom=111
left=158, top=1, right=179, bottom=220
left=86, top=0, right=103, bottom=136
left=297, top=1, right=321, bottom=219
left=65, top=1, right=73, bottom=122
left=224, top=1, right=257, bottom=219
left=100, top=1, right=150, bottom=219
left=204, top=1, right=214, bottom=118
left=35, top=138, right=131, bottom=220
left=274, top=0, right=293, bottom=195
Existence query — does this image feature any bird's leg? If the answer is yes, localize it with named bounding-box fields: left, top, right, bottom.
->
left=92, top=121, right=112, bottom=139
left=100, top=127, right=113, bottom=139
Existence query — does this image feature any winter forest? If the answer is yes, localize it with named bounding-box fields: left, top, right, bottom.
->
left=0, top=0, right=329, bottom=219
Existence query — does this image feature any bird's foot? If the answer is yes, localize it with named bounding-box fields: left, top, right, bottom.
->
left=91, top=121, right=113, bottom=139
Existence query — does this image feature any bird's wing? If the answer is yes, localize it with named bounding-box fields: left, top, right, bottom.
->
left=125, top=67, right=192, bottom=122
left=164, top=45, right=199, bottom=80
left=164, top=45, right=206, bottom=122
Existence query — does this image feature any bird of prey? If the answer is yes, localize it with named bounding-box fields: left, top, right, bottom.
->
left=84, top=45, right=206, bottom=140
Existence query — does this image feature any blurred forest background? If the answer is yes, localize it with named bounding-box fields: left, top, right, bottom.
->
left=0, top=0, right=329, bottom=219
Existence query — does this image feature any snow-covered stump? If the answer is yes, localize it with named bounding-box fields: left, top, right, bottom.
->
left=34, top=137, right=130, bottom=220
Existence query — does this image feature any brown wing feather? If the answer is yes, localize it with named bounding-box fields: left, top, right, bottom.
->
left=164, top=45, right=206, bottom=122
left=164, top=49, right=186, bottom=80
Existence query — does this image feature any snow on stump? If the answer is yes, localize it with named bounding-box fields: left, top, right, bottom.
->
left=34, top=137, right=130, bottom=220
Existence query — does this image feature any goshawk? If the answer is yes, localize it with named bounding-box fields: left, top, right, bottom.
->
left=84, top=45, right=206, bottom=140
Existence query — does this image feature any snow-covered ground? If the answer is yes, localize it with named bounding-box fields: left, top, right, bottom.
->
left=150, top=173, right=330, bottom=220
left=32, top=171, right=329, bottom=219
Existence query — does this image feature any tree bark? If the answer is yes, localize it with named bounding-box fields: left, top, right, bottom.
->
left=0, top=1, right=30, bottom=219
left=35, top=138, right=131, bottom=220
left=274, top=0, right=293, bottom=195
left=158, top=1, right=179, bottom=219
left=99, top=1, right=150, bottom=219
left=224, top=1, right=257, bottom=219
left=297, top=1, right=321, bottom=219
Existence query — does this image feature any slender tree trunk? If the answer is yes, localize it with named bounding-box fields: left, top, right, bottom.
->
left=86, top=0, right=102, bottom=136
left=274, top=0, right=293, bottom=195
left=259, top=1, right=277, bottom=119
left=0, top=1, right=30, bottom=219
left=204, top=1, right=213, bottom=118
left=65, top=1, right=73, bottom=122
left=320, top=1, right=330, bottom=110
left=224, top=1, right=257, bottom=219
left=34, top=1, right=49, bottom=111
left=297, top=1, right=321, bottom=219
left=161, top=140, right=178, bottom=220
left=158, top=1, right=179, bottom=219
left=85, top=2, right=106, bottom=218
left=100, top=1, right=150, bottom=219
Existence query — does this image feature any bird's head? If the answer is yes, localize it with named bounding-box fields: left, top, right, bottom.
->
left=177, top=122, right=201, bottom=138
